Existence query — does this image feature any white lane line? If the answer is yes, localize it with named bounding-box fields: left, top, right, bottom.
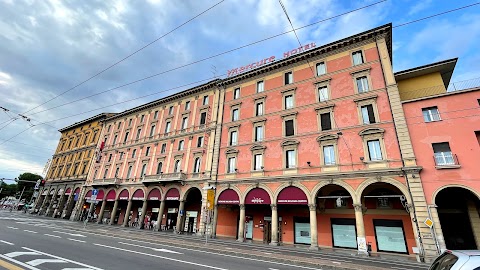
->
left=313, top=256, right=351, bottom=263
left=24, top=230, right=38, bottom=234
left=6, top=226, right=18, bottom=230
left=118, top=242, right=183, bottom=254
left=5, top=251, right=39, bottom=258
left=26, top=259, right=66, bottom=266
left=53, top=231, right=86, bottom=238
left=22, top=247, right=104, bottom=270
left=0, top=240, right=14, bottom=245
left=0, top=253, right=40, bottom=270
left=93, top=243, right=227, bottom=270
left=390, top=267, right=413, bottom=270
left=44, top=234, right=62, bottom=238
left=269, top=268, right=280, bottom=270
left=62, top=269, right=97, bottom=270
left=67, top=238, right=86, bottom=243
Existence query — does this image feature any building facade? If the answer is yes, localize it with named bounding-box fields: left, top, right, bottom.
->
left=35, top=113, right=113, bottom=220
left=80, top=80, right=222, bottom=235
left=397, top=59, right=480, bottom=253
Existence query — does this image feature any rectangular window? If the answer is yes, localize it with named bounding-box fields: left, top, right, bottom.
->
left=323, top=145, right=336, bottom=165
left=178, top=140, right=184, bottom=151
left=228, top=157, right=236, bottom=173
left=185, top=101, right=190, bottom=110
left=284, top=71, right=293, bottom=85
left=108, top=154, right=112, bottom=162
left=255, top=125, right=264, bottom=142
left=232, top=108, right=239, bottom=121
left=230, top=131, right=238, bottom=146
left=117, top=122, right=121, bottom=129
left=352, top=51, right=364, bottom=65
left=256, top=102, right=263, bottom=116
left=433, top=142, right=454, bottom=165
left=422, top=106, right=441, bottom=122
left=254, top=154, right=263, bottom=170
left=320, top=112, right=332, bottom=131
left=119, top=152, right=124, bottom=160
left=203, top=95, right=209, bottom=105
left=367, top=140, right=383, bottom=161
left=145, top=147, right=150, bottom=156
left=154, top=110, right=159, bottom=119
left=165, top=122, right=171, bottom=133
left=132, top=149, right=137, bottom=158
left=126, top=166, right=132, bottom=179
left=169, top=106, right=174, bottom=115
left=123, top=132, right=129, bottom=143
left=361, top=104, right=376, bottom=124
left=103, top=169, right=109, bottom=179
left=356, top=76, right=369, bottom=93
left=286, top=149, right=296, bottom=168
left=149, top=125, right=156, bottom=137
left=128, top=119, right=132, bottom=126
left=233, top=88, right=240, bottom=99
left=161, top=143, right=166, bottom=154
left=197, top=136, right=204, bottom=147
left=285, top=119, right=294, bottom=137
left=318, top=86, right=329, bottom=102
left=200, top=112, right=207, bottom=125
left=140, top=115, right=145, bottom=123
left=107, top=125, right=111, bottom=132
left=257, top=81, right=264, bottom=93
left=285, top=95, right=294, bottom=109
left=181, top=117, right=188, bottom=130
left=476, top=131, right=480, bottom=146
left=316, top=62, right=326, bottom=76
left=136, top=128, right=142, bottom=139
left=112, top=135, right=118, bottom=145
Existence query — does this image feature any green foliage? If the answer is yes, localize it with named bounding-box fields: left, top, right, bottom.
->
left=17, top=172, right=42, bottom=200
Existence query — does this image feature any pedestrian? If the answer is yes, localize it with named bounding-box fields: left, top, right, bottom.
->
left=128, top=213, right=133, bottom=227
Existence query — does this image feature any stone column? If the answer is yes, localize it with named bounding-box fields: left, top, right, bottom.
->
left=428, top=205, right=446, bottom=251
left=54, top=194, right=67, bottom=218
left=309, top=204, right=318, bottom=250
left=138, top=200, right=148, bottom=229
left=354, top=204, right=369, bottom=256
left=122, top=200, right=133, bottom=227
left=97, top=199, right=107, bottom=224
left=270, top=204, right=279, bottom=246
left=155, top=200, right=166, bottom=231
left=175, top=200, right=185, bottom=233
left=467, top=200, right=480, bottom=248
left=109, top=200, right=119, bottom=225
left=73, top=197, right=86, bottom=221
left=36, top=195, right=47, bottom=214
left=237, top=204, right=246, bottom=242
left=62, top=192, right=74, bottom=219
left=211, top=204, right=219, bottom=238
left=46, top=195, right=57, bottom=217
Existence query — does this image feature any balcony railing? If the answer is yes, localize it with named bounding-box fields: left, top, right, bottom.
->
left=142, top=172, right=187, bottom=184
left=434, top=152, right=460, bottom=168
left=92, top=178, right=121, bottom=186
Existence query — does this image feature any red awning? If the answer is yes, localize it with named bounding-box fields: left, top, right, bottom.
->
left=106, top=190, right=116, bottom=201
left=96, top=190, right=105, bottom=201
left=65, top=187, right=72, bottom=195
left=132, top=189, right=145, bottom=200
left=277, top=186, right=308, bottom=205
left=217, top=189, right=240, bottom=205
left=147, top=189, right=161, bottom=201
left=245, top=188, right=271, bottom=205
left=118, top=189, right=130, bottom=200
left=165, top=188, right=180, bottom=201
left=73, top=188, right=80, bottom=195
left=84, top=190, right=93, bottom=200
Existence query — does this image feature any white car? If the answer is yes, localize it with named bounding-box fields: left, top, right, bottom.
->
left=429, top=250, right=480, bottom=270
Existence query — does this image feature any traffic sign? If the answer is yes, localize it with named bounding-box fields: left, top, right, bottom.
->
left=424, top=218, right=434, bottom=228
left=91, top=189, right=98, bottom=201
left=207, top=189, right=215, bottom=210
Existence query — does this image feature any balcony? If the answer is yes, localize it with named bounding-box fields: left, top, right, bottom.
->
left=92, top=178, right=121, bottom=186
left=434, top=152, right=461, bottom=169
left=142, top=172, right=187, bottom=185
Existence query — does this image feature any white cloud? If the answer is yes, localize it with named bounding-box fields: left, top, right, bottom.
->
left=408, top=0, right=432, bottom=16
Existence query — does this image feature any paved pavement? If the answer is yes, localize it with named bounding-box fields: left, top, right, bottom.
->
left=0, top=211, right=429, bottom=270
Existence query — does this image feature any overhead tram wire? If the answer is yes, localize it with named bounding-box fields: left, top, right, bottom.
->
left=25, top=0, right=389, bottom=117
left=2, top=3, right=480, bottom=149
left=21, top=0, right=225, bottom=116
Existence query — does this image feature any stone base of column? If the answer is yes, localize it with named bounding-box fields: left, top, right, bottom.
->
left=356, top=250, right=369, bottom=257
left=237, top=237, right=244, bottom=242
left=309, top=245, right=319, bottom=251
left=269, top=241, right=279, bottom=246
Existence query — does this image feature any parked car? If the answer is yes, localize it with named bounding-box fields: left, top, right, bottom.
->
left=429, top=250, right=480, bottom=270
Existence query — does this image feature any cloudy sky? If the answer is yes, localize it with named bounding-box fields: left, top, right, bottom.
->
left=0, top=0, right=479, bottom=181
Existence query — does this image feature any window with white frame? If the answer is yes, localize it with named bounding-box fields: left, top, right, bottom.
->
left=433, top=142, right=454, bottom=165
left=320, top=112, right=332, bottom=131
left=178, top=140, right=184, bottom=151
left=256, top=102, right=264, bottom=116
left=361, top=104, right=376, bottom=124
left=103, top=169, right=109, bottom=179
left=145, top=147, right=150, bottom=156
left=115, top=167, right=120, bottom=177
left=185, top=101, right=190, bottom=110
left=257, top=81, right=264, bottom=93
left=108, top=154, right=112, bottom=162
left=367, top=139, right=383, bottom=161
left=203, top=95, right=209, bottom=105
left=140, top=164, right=147, bottom=176
left=128, top=119, right=132, bottom=126
left=318, top=86, right=329, bottom=102
left=285, top=119, right=295, bottom=137
left=168, top=106, right=174, bottom=115
left=352, top=51, right=364, bottom=65
left=356, top=76, right=369, bottom=93
left=197, top=136, right=204, bottom=147
left=422, top=107, right=441, bottom=122
left=285, top=95, right=294, bottom=109
left=286, top=149, right=296, bottom=168
left=132, top=149, right=137, bottom=158
left=160, top=143, right=166, bottom=154
left=165, top=121, right=171, bottom=133
left=113, top=135, right=118, bottom=145
left=150, top=125, right=156, bottom=137
left=200, top=111, right=207, bottom=125
left=317, top=134, right=339, bottom=167
left=323, top=145, right=336, bottom=165
left=123, top=131, right=129, bottom=143
left=136, top=128, right=142, bottom=139
left=227, top=157, right=236, bottom=173
left=181, top=116, right=188, bottom=130
left=174, top=160, right=182, bottom=172
left=229, top=130, right=238, bottom=146
left=193, top=157, right=201, bottom=173
left=154, top=110, right=159, bottom=119
left=232, top=108, right=239, bottom=121
left=119, top=152, right=124, bottom=160
left=233, top=87, right=240, bottom=99
left=255, top=125, right=264, bottom=142
left=284, top=71, right=293, bottom=85
left=117, top=122, right=121, bottom=129
left=316, top=62, right=326, bottom=76
left=156, top=162, right=163, bottom=174
left=140, top=115, right=145, bottom=123
left=126, top=166, right=132, bottom=178
left=107, top=125, right=111, bottom=132
left=253, top=154, right=263, bottom=171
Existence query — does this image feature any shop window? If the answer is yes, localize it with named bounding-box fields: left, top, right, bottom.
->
left=331, top=218, right=357, bottom=249
left=373, top=220, right=408, bottom=254
left=294, top=217, right=310, bottom=244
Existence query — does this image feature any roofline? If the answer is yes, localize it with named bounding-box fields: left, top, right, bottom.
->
left=394, top=58, right=458, bottom=76
left=105, top=79, right=221, bottom=122
left=220, top=23, right=392, bottom=86
left=402, top=86, right=480, bottom=104
left=58, top=113, right=115, bottom=132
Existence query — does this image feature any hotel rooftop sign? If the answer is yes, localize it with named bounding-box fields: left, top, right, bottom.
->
left=227, top=42, right=316, bottom=77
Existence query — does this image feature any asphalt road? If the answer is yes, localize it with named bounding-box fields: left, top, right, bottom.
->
left=0, top=211, right=428, bottom=270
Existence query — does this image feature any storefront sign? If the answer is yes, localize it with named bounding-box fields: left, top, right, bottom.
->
left=357, top=236, right=368, bottom=253
left=277, top=186, right=308, bottom=205
left=186, top=211, right=198, bottom=218
left=148, top=189, right=161, bottom=201
left=227, top=43, right=316, bottom=77
left=106, top=190, right=116, bottom=202
left=217, top=189, right=240, bottom=205
left=152, top=208, right=159, bottom=213
left=167, top=208, right=177, bottom=214
left=132, top=189, right=145, bottom=200
left=118, top=190, right=129, bottom=200
left=64, top=188, right=72, bottom=196
left=245, top=188, right=271, bottom=205
left=165, top=189, right=180, bottom=201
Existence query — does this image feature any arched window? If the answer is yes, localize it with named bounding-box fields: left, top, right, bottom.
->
left=174, top=160, right=181, bottom=172
left=193, top=158, right=201, bottom=173
left=156, top=162, right=163, bottom=174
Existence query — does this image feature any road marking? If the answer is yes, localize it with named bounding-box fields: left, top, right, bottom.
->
left=67, top=238, right=86, bottom=243
left=0, top=240, right=14, bottom=245
left=23, top=230, right=37, bottom=234
left=0, top=254, right=39, bottom=270
left=4, top=252, right=39, bottom=258
left=269, top=268, right=280, bottom=270
left=62, top=269, right=97, bottom=270
left=93, top=243, right=227, bottom=270
left=390, top=267, right=413, bottom=270
left=312, top=257, right=351, bottom=263
left=26, top=259, right=66, bottom=266
left=22, top=248, right=103, bottom=270
left=6, top=227, right=18, bottom=230
left=118, top=242, right=183, bottom=254
left=53, top=231, right=86, bottom=238
left=0, top=257, right=24, bottom=270
left=44, top=234, right=62, bottom=238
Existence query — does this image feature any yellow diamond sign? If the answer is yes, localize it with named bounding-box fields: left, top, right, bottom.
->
left=424, top=218, right=434, bottom=228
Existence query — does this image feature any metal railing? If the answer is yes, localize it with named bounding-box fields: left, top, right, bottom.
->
left=400, top=77, right=480, bottom=100
left=92, top=178, right=121, bottom=185
left=433, top=153, right=460, bottom=166
left=447, top=77, right=480, bottom=92
left=142, top=172, right=187, bottom=183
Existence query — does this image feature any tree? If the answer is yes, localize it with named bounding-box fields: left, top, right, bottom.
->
left=16, top=172, right=42, bottom=202
left=0, top=182, right=17, bottom=201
